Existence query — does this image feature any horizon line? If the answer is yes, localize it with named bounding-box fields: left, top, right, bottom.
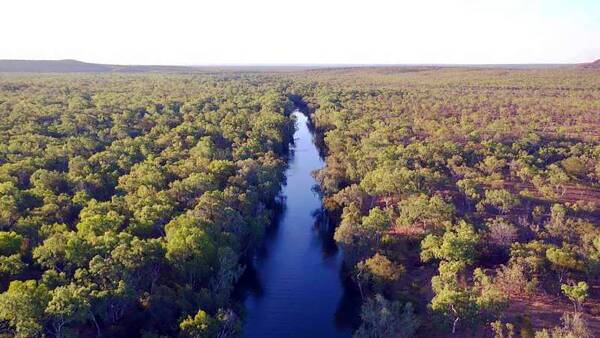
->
left=0, top=58, right=593, bottom=68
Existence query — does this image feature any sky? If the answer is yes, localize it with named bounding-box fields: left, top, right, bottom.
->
left=1, top=0, right=599, bottom=65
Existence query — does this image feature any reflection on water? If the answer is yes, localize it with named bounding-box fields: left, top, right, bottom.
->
left=237, top=111, right=360, bottom=338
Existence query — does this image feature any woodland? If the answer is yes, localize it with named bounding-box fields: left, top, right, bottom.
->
left=0, top=65, right=599, bottom=337
left=296, top=67, right=600, bottom=338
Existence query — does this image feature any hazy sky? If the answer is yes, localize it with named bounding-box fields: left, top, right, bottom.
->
left=2, top=0, right=599, bottom=65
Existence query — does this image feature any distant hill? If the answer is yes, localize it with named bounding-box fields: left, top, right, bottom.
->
left=0, top=59, right=319, bottom=73
left=0, top=59, right=588, bottom=73
left=583, top=59, right=600, bottom=69
left=0, top=59, right=115, bottom=72
left=0, top=59, right=209, bottom=73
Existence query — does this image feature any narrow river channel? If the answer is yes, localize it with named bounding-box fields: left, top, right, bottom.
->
left=238, top=110, right=359, bottom=338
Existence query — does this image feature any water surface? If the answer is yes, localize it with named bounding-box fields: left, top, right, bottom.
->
left=238, top=111, right=358, bottom=338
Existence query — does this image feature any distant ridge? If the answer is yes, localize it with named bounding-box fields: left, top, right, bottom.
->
left=0, top=59, right=592, bottom=73
left=0, top=59, right=115, bottom=73
left=583, top=59, right=600, bottom=69
left=0, top=59, right=318, bottom=73
left=0, top=59, right=208, bottom=73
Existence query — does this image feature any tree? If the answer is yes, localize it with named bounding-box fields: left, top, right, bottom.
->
left=546, top=204, right=568, bottom=239
left=30, top=169, right=69, bottom=195
left=479, top=156, right=508, bottom=175
left=429, top=261, right=477, bottom=334
left=361, top=208, right=391, bottom=236
left=546, top=164, right=569, bottom=198
left=429, top=262, right=506, bottom=334
left=546, top=246, right=582, bottom=283
left=45, top=284, right=91, bottom=338
left=126, top=187, right=175, bottom=236
left=164, top=216, right=217, bottom=288
left=214, top=309, right=241, bottom=338
left=0, top=182, right=23, bottom=229
left=168, top=173, right=217, bottom=210
left=76, top=211, right=125, bottom=238
left=421, top=221, right=479, bottom=266
left=0, top=231, right=24, bottom=256
left=207, top=160, right=236, bottom=188
left=0, top=280, right=50, bottom=338
left=110, top=237, right=165, bottom=291
left=179, top=310, right=217, bottom=338
left=472, top=268, right=508, bottom=320
left=509, top=240, right=548, bottom=277
left=33, top=231, right=92, bottom=272
left=329, top=184, right=369, bottom=211
left=561, top=281, right=588, bottom=313
left=334, top=203, right=362, bottom=247
left=190, top=191, right=245, bottom=240
left=560, top=157, right=587, bottom=179
left=334, top=203, right=365, bottom=263
left=78, top=257, right=135, bottom=325
left=0, top=254, right=25, bottom=279
left=117, top=161, right=167, bottom=193
left=395, top=194, right=455, bottom=232
left=457, top=178, right=483, bottom=208
left=478, top=189, right=520, bottom=214
left=353, top=294, right=418, bottom=338
left=361, top=166, right=444, bottom=202
left=356, top=253, right=404, bottom=295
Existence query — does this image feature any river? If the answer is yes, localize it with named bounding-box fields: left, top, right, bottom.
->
left=237, top=110, right=359, bottom=338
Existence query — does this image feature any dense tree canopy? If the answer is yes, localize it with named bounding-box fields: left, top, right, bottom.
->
left=0, top=73, right=295, bottom=337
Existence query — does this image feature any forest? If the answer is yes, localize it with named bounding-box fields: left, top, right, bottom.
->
left=0, top=73, right=295, bottom=337
left=0, top=65, right=599, bottom=338
left=294, top=66, right=600, bottom=337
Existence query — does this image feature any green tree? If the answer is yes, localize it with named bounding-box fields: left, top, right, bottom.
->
left=45, top=284, right=91, bottom=338
left=0, top=254, right=25, bottom=279
left=33, top=231, right=92, bottom=272
left=561, top=281, right=588, bottom=313
left=356, top=253, right=404, bottom=295
left=395, top=194, right=455, bottom=232
left=361, top=208, right=391, bottom=236
left=179, top=310, right=217, bottom=338
left=0, top=280, right=50, bottom=338
left=164, top=216, right=217, bottom=288
left=429, top=261, right=477, bottom=334
left=0, top=182, right=23, bottom=229
left=478, top=189, right=520, bottom=214
left=0, top=231, right=24, bottom=256
left=421, top=221, right=479, bottom=266
left=546, top=246, right=582, bottom=283
left=334, top=203, right=362, bottom=247
left=76, top=211, right=125, bottom=238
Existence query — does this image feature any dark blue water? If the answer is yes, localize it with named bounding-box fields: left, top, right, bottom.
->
left=239, top=111, right=358, bottom=338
